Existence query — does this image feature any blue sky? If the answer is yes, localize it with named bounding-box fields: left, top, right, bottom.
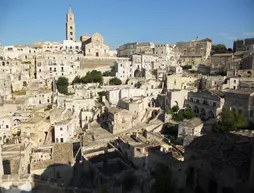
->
left=0, top=0, right=254, bottom=49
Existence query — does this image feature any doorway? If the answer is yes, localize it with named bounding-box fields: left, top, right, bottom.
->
left=96, top=52, right=99, bottom=57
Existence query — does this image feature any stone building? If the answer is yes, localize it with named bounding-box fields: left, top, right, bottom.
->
left=166, top=75, right=199, bottom=90
left=66, top=7, right=75, bottom=41
left=115, top=54, right=158, bottom=81
left=154, top=44, right=181, bottom=66
left=117, top=42, right=155, bottom=57
left=81, top=32, right=110, bottom=57
left=157, top=89, right=191, bottom=111
left=177, top=117, right=203, bottom=146
left=35, top=53, right=81, bottom=80
left=107, top=87, right=161, bottom=106
left=176, top=38, right=212, bottom=66
left=223, top=90, right=254, bottom=123
left=240, top=54, right=254, bottom=69
left=201, top=75, right=227, bottom=90
left=183, top=132, right=254, bottom=193
left=187, top=90, right=225, bottom=120
left=102, top=107, right=133, bottom=134
left=54, top=118, right=76, bottom=143
left=233, top=38, right=254, bottom=52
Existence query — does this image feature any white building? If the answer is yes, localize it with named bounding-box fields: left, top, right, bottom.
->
left=115, top=54, right=158, bottom=82
left=35, top=53, right=81, bottom=80
left=25, top=91, right=52, bottom=108
left=108, top=88, right=161, bottom=106
left=54, top=119, right=76, bottom=143
left=154, top=44, right=180, bottom=66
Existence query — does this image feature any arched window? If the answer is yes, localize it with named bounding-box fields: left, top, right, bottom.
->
left=196, top=99, right=200, bottom=104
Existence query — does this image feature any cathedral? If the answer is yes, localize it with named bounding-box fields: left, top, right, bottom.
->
left=66, top=7, right=112, bottom=57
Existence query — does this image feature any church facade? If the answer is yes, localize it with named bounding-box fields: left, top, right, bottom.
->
left=80, top=32, right=111, bottom=57
left=65, top=7, right=112, bottom=57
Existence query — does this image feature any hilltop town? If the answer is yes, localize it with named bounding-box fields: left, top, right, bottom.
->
left=1, top=7, right=254, bottom=193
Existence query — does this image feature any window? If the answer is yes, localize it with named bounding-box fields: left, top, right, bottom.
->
left=39, top=69, right=41, bottom=72
left=238, top=109, right=242, bottom=114
left=70, top=26, right=72, bottom=30
left=250, top=110, right=253, bottom=117
left=47, top=99, right=50, bottom=103
left=234, top=80, right=236, bottom=84
left=60, top=128, right=63, bottom=131
left=49, top=67, right=52, bottom=72
left=196, top=99, right=200, bottom=104
left=6, top=125, right=9, bottom=128
left=56, top=138, right=59, bottom=143
left=213, top=102, right=216, bottom=107
left=60, top=138, right=64, bottom=143
left=61, top=67, right=64, bottom=72
left=39, top=100, right=41, bottom=104
left=190, top=98, right=193, bottom=102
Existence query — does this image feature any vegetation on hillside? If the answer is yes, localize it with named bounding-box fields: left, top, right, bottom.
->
left=56, top=77, right=69, bottom=94
left=167, top=106, right=197, bottom=122
left=212, top=44, right=233, bottom=54
left=109, top=77, right=122, bottom=85
left=72, top=70, right=103, bottom=84
left=214, top=109, right=247, bottom=132
left=182, top=65, right=192, bottom=70
left=102, top=70, right=112, bottom=77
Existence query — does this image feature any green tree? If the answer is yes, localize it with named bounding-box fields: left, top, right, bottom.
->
left=215, top=70, right=227, bottom=76
left=166, top=107, right=173, bottom=115
left=109, top=77, right=122, bottom=85
left=183, top=107, right=197, bottom=119
left=162, top=123, right=178, bottom=137
left=56, top=77, right=68, bottom=94
left=215, top=109, right=247, bottom=132
left=103, top=71, right=112, bottom=76
left=80, top=70, right=103, bottom=84
left=182, top=65, right=192, bottom=70
left=72, top=76, right=81, bottom=84
left=172, top=112, right=184, bottom=122
left=171, top=105, right=179, bottom=113
left=91, top=70, right=103, bottom=83
left=152, top=164, right=176, bottom=193
left=212, top=44, right=227, bottom=54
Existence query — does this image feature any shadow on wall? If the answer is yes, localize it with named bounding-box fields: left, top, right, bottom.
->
left=0, top=161, right=95, bottom=193
left=1, top=132, right=254, bottom=193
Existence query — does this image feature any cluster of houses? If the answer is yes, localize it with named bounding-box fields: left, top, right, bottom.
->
left=1, top=7, right=254, bottom=193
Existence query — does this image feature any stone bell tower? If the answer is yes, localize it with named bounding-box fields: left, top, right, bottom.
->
left=66, top=7, right=75, bottom=41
